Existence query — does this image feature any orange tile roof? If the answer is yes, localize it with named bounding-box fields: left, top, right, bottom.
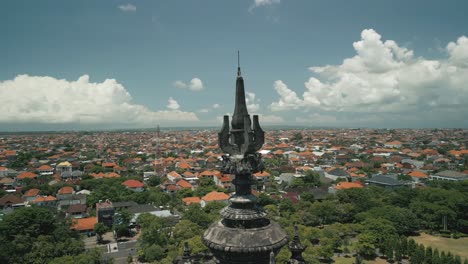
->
left=58, top=186, right=74, bottom=195
left=104, top=172, right=120, bottom=178
left=24, top=188, right=40, bottom=197
left=202, top=191, right=230, bottom=202
left=177, top=162, right=192, bottom=169
left=122, top=179, right=144, bottom=188
left=335, top=182, right=364, bottom=190
left=253, top=171, right=270, bottom=177
left=182, top=196, right=201, bottom=205
left=408, top=171, right=428, bottom=178
left=102, top=162, right=117, bottom=168
left=183, top=171, right=196, bottom=178
left=37, top=165, right=53, bottom=171
left=176, top=179, right=192, bottom=189
left=167, top=171, right=182, bottom=178
left=17, top=171, right=37, bottom=179
left=33, top=195, right=57, bottom=203
left=199, top=170, right=215, bottom=177
left=72, top=217, right=97, bottom=231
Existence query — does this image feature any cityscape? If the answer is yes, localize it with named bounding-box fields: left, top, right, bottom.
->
left=2, top=1, right=468, bottom=264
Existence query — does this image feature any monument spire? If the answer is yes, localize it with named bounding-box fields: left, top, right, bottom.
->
left=237, top=50, right=241, bottom=77
left=202, top=54, right=288, bottom=264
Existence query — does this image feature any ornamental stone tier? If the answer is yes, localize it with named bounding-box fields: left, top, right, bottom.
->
left=201, top=53, right=288, bottom=264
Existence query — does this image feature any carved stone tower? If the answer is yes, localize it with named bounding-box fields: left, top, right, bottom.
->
left=202, top=53, right=288, bottom=264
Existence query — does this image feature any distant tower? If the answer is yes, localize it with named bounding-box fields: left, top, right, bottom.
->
left=154, top=124, right=164, bottom=176
left=202, top=52, right=288, bottom=263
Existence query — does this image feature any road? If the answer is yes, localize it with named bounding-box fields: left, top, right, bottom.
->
left=102, top=240, right=138, bottom=264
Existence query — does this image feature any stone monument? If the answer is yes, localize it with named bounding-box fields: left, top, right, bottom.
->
left=202, top=53, right=288, bottom=264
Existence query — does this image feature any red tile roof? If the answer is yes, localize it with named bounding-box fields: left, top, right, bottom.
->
left=202, top=191, right=230, bottom=202
left=408, top=171, right=428, bottom=178
left=176, top=179, right=192, bottom=189
left=23, top=188, right=40, bottom=197
left=335, top=182, right=364, bottom=190
left=33, top=195, right=57, bottom=203
left=182, top=196, right=201, bottom=205
left=37, top=165, right=53, bottom=171
left=58, top=186, right=74, bottom=195
left=122, top=179, right=144, bottom=188
left=17, top=171, right=37, bottom=179
left=253, top=171, right=270, bottom=177
left=72, top=217, right=97, bottom=231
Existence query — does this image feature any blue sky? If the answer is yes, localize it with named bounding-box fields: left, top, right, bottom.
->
left=1, top=0, right=468, bottom=131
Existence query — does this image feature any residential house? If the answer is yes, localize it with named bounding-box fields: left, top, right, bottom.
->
left=182, top=196, right=201, bottom=206
left=328, top=181, right=363, bottom=194
left=0, top=166, right=9, bottom=177
left=96, top=200, right=114, bottom=227
left=201, top=191, right=230, bottom=207
left=167, top=171, right=182, bottom=182
left=16, top=171, right=37, bottom=181
left=71, top=217, right=97, bottom=233
left=122, top=179, right=144, bottom=192
left=57, top=186, right=75, bottom=200
left=408, top=171, right=428, bottom=183
left=384, top=141, right=402, bottom=148
left=31, top=195, right=57, bottom=207
left=23, top=188, right=40, bottom=202
left=213, top=174, right=233, bottom=190
left=176, top=179, right=193, bottom=190
left=253, top=171, right=270, bottom=191
left=366, top=174, right=412, bottom=189
left=37, top=165, right=54, bottom=176
left=324, top=167, right=350, bottom=181
left=66, top=204, right=87, bottom=218
left=0, top=194, right=26, bottom=210
left=56, top=161, right=72, bottom=176
left=430, top=170, right=468, bottom=181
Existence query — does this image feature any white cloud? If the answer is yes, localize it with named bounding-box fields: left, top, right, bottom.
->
left=270, top=80, right=303, bottom=111
left=198, top=109, right=210, bottom=113
left=246, top=92, right=260, bottom=112
left=173, top=80, right=187, bottom=89
left=118, top=4, right=136, bottom=12
left=166, top=97, right=180, bottom=110
left=173, top=78, right=204, bottom=91
left=270, top=29, right=468, bottom=127
left=249, top=0, right=280, bottom=12
left=0, top=75, right=198, bottom=125
left=259, top=114, right=283, bottom=124
left=447, top=36, right=468, bottom=67
left=212, top=103, right=220, bottom=109
left=189, top=78, right=204, bottom=91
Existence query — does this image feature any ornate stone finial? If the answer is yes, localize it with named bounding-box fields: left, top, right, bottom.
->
left=237, top=50, right=241, bottom=77
left=269, top=251, right=276, bottom=264
left=182, top=241, right=192, bottom=261
left=288, top=224, right=306, bottom=263
left=203, top=55, right=288, bottom=264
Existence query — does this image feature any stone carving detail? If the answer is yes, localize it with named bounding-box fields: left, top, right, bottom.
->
left=202, top=54, right=288, bottom=264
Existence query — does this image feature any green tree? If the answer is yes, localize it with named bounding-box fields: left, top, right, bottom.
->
left=432, top=249, right=441, bottom=264
left=425, top=246, right=433, bottom=264
left=356, top=232, right=376, bottom=257
left=94, top=222, right=108, bottom=243
left=183, top=204, right=214, bottom=228
left=172, top=220, right=202, bottom=243
left=142, top=244, right=165, bottom=262
left=49, top=248, right=110, bottom=264
left=0, top=207, right=84, bottom=263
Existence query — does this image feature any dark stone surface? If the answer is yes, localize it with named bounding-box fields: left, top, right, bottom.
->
left=202, top=55, right=288, bottom=264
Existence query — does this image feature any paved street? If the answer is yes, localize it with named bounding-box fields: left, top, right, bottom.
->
left=103, top=240, right=138, bottom=264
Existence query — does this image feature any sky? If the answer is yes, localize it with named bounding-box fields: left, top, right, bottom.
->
left=1, top=0, right=468, bottom=131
